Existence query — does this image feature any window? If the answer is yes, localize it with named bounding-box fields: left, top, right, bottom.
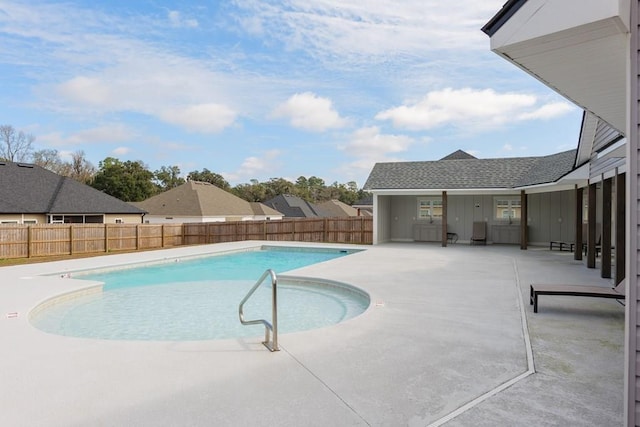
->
left=417, top=198, right=443, bottom=221
left=494, top=197, right=521, bottom=220
left=115, top=218, right=123, bottom=224
left=23, top=220, right=37, bottom=225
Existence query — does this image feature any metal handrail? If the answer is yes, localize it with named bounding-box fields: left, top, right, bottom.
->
left=238, top=269, right=279, bottom=352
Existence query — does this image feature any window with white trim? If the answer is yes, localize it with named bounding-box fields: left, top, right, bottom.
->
left=494, top=197, right=521, bottom=220
left=417, top=197, right=443, bottom=221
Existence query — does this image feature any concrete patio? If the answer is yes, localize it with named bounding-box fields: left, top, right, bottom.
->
left=0, top=242, right=623, bottom=426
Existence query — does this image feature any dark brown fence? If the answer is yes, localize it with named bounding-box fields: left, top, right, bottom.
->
left=0, top=217, right=372, bottom=260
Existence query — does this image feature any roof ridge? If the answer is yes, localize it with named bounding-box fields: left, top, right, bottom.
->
left=45, top=174, right=66, bottom=214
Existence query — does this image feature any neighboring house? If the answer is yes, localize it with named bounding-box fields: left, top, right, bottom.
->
left=0, top=160, right=145, bottom=224
left=132, top=181, right=283, bottom=223
left=482, top=0, right=638, bottom=422
left=262, top=194, right=321, bottom=218
left=352, top=195, right=373, bottom=217
left=315, top=199, right=360, bottom=218
left=363, top=149, right=586, bottom=245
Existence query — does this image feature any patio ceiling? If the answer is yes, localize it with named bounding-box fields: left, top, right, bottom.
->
left=483, top=0, right=629, bottom=133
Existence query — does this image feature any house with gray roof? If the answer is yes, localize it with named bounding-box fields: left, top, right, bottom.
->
left=315, top=199, right=359, bottom=218
left=132, top=181, right=283, bottom=223
left=262, top=194, right=321, bottom=218
left=363, top=149, right=587, bottom=245
left=0, top=160, right=145, bottom=224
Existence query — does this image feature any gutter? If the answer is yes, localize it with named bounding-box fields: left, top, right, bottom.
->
left=481, top=0, right=528, bottom=36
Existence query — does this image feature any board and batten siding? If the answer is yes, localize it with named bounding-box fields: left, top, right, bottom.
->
left=383, top=192, right=575, bottom=244
left=593, top=118, right=623, bottom=153
left=629, top=1, right=640, bottom=424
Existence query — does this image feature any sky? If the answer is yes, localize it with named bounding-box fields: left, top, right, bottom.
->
left=0, top=1, right=583, bottom=188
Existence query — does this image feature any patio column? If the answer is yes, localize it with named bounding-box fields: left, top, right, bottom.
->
left=574, top=186, right=583, bottom=261
left=601, top=177, right=612, bottom=278
left=520, top=190, right=527, bottom=250
left=587, top=182, right=597, bottom=269
left=441, top=191, right=448, bottom=247
left=615, top=171, right=625, bottom=285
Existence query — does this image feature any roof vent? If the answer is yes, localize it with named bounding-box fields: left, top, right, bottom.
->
left=17, top=163, right=34, bottom=168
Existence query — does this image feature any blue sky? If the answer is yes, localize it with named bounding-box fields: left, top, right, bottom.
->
left=0, top=1, right=582, bottom=188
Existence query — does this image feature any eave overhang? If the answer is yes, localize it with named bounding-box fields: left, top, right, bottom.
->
left=484, top=0, right=630, bottom=133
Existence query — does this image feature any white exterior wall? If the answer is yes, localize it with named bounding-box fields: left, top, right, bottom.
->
left=373, top=195, right=392, bottom=244
left=104, top=214, right=143, bottom=224
left=377, top=191, right=576, bottom=245
left=143, top=215, right=227, bottom=224
left=627, top=1, right=639, bottom=423
left=0, top=214, right=46, bottom=224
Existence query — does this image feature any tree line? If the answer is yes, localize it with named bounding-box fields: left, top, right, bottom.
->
left=0, top=125, right=370, bottom=205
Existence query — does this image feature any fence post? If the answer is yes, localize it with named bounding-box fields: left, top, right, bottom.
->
left=105, top=224, right=109, bottom=252
left=263, top=220, right=267, bottom=240
left=136, top=224, right=139, bottom=250
left=69, top=225, right=74, bottom=255
left=323, top=218, right=329, bottom=242
left=27, top=225, right=32, bottom=258
left=161, top=224, right=165, bottom=247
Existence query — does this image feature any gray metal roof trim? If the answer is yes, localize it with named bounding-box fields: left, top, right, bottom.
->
left=481, top=0, right=528, bottom=36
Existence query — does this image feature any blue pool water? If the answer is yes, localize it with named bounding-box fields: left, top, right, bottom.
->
left=31, top=246, right=369, bottom=341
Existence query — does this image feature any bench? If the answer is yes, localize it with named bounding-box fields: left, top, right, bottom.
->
left=549, top=241, right=574, bottom=251
left=530, top=282, right=625, bottom=313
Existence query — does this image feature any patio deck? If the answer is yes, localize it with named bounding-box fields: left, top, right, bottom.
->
left=0, top=242, right=623, bottom=426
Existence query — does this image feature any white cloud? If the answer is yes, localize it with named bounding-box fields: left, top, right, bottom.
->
left=38, top=124, right=134, bottom=147
left=57, top=76, right=112, bottom=107
left=341, top=126, right=414, bottom=157
left=503, top=143, right=513, bottom=152
left=159, top=104, right=237, bottom=133
left=223, top=150, right=282, bottom=183
left=376, top=88, right=574, bottom=131
left=234, top=1, right=505, bottom=62
left=336, top=126, right=414, bottom=178
left=112, top=147, right=131, bottom=155
left=168, top=11, right=198, bottom=28
left=271, top=92, right=348, bottom=132
left=517, top=102, right=574, bottom=121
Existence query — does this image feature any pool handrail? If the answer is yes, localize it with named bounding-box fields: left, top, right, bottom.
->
left=238, top=269, right=279, bottom=352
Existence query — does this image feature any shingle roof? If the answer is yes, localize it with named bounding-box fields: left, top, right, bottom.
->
left=262, top=194, right=320, bottom=218
left=363, top=149, right=577, bottom=190
left=133, top=181, right=278, bottom=217
left=315, top=200, right=358, bottom=217
left=0, top=161, right=145, bottom=214
left=440, top=150, right=477, bottom=160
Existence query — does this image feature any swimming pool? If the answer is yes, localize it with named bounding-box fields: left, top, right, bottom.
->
left=30, top=246, right=370, bottom=341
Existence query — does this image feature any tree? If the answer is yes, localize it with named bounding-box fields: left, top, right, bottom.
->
left=66, top=151, right=96, bottom=184
left=91, top=157, right=155, bottom=202
left=31, top=149, right=95, bottom=184
left=263, top=177, right=295, bottom=200
left=0, top=125, right=35, bottom=162
left=32, top=149, right=66, bottom=173
left=231, top=179, right=267, bottom=202
left=186, top=168, right=230, bottom=190
left=154, top=165, right=185, bottom=192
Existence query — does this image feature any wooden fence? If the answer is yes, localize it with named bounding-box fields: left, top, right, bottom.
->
left=0, top=217, right=372, bottom=260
